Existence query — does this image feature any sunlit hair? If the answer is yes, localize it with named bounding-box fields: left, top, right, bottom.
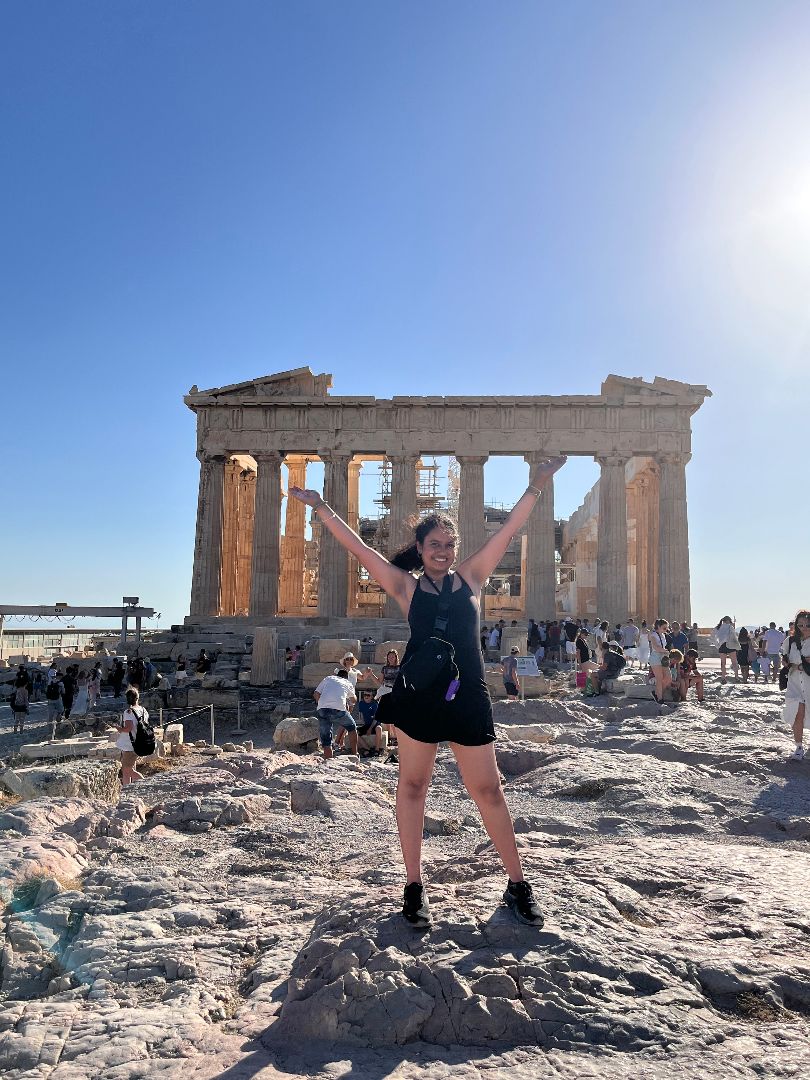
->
left=386, top=650, right=400, bottom=664
left=790, top=609, right=810, bottom=650
left=654, top=619, right=669, bottom=631
left=715, top=615, right=733, bottom=629
left=669, top=649, right=684, bottom=664
left=390, top=513, right=459, bottom=572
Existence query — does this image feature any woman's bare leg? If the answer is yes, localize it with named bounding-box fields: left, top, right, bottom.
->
left=395, top=730, right=438, bottom=883
left=793, top=702, right=805, bottom=747
left=652, top=663, right=665, bottom=700
left=451, top=741, right=523, bottom=882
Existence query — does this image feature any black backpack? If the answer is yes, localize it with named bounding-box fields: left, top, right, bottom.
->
left=46, top=681, right=61, bottom=701
left=400, top=575, right=460, bottom=696
left=128, top=707, right=156, bottom=756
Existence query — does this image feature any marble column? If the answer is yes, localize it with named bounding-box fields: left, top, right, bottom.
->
left=657, top=452, right=691, bottom=624
left=279, top=456, right=308, bottom=614
left=189, top=451, right=226, bottom=618
left=249, top=450, right=283, bottom=617
left=596, top=454, right=630, bottom=625
left=318, top=452, right=351, bottom=618
left=347, top=459, right=363, bottom=614
left=385, top=453, right=419, bottom=617
left=235, top=469, right=256, bottom=615
left=625, top=478, right=639, bottom=619
left=524, top=453, right=556, bottom=619
left=635, top=472, right=658, bottom=623
left=220, top=460, right=241, bottom=616
left=457, top=456, right=487, bottom=560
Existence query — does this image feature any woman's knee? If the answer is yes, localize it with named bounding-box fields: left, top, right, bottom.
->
left=467, top=779, right=505, bottom=807
left=398, top=773, right=432, bottom=800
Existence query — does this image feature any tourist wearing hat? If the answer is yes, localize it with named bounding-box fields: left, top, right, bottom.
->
left=501, top=646, right=521, bottom=701
left=334, top=651, right=376, bottom=691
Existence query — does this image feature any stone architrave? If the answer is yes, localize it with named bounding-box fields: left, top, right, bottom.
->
left=189, top=452, right=226, bottom=618
left=318, top=452, right=351, bottom=618
left=280, top=456, right=308, bottom=614
left=657, top=452, right=691, bottom=623
left=596, top=454, right=630, bottom=624
left=385, top=453, right=419, bottom=617
left=524, top=453, right=556, bottom=619
left=249, top=450, right=283, bottom=617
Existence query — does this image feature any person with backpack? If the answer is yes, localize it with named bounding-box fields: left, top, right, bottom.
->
left=290, top=454, right=566, bottom=930
left=114, top=688, right=151, bottom=785
left=45, top=675, right=63, bottom=736
left=10, top=678, right=29, bottom=733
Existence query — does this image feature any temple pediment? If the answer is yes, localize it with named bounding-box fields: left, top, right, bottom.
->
left=186, top=367, right=332, bottom=405
left=601, top=374, right=712, bottom=404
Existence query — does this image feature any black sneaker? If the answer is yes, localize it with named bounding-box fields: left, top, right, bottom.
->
left=402, top=882, right=432, bottom=928
left=503, top=880, right=544, bottom=926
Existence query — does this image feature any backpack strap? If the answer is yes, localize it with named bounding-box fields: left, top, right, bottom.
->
left=432, top=574, right=453, bottom=638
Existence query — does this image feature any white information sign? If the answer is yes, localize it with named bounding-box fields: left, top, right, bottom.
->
left=513, top=655, right=540, bottom=676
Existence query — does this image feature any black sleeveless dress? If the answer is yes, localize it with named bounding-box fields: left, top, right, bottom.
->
left=386, top=571, right=495, bottom=746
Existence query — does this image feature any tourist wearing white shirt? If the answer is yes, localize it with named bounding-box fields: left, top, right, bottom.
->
left=781, top=612, right=810, bottom=760
left=763, top=624, right=786, bottom=684
left=314, top=671, right=358, bottom=759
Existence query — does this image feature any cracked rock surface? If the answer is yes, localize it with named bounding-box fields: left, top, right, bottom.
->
left=1, top=676, right=810, bottom=1078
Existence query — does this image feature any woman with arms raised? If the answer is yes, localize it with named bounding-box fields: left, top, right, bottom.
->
left=291, top=455, right=566, bottom=929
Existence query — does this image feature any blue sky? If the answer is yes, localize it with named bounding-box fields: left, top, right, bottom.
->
left=2, top=1, right=809, bottom=630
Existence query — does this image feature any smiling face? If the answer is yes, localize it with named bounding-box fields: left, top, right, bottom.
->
left=418, top=527, right=457, bottom=576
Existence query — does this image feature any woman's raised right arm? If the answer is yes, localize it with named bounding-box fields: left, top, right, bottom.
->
left=289, top=486, right=414, bottom=608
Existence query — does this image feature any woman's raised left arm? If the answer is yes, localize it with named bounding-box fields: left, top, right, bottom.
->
left=458, top=456, right=566, bottom=591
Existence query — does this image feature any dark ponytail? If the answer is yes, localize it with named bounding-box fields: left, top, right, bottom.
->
left=390, top=512, right=458, bottom=571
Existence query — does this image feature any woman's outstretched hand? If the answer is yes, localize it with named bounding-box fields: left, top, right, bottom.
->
left=289, top=486, right=323, bottom=507
left=529, top=455, right=567, bottom=490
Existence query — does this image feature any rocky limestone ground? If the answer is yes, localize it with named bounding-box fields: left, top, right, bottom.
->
left=2, top=676, right=810, bottom=1079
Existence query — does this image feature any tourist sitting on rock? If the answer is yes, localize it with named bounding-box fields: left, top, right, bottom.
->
left=363, top=649, right=400, bottom=749
left=313, top=668, right=358, bottom=760
left=590, top=642, right=627, bottom=695
left=355, top=689, right=385, bottom=756
left=115, top=688, right=146, bottom=785
left=675, top=648, right=705, bottom=703
left=175, top=659, right=188, bottom=684
left=196, top=650, right=211, bottom=676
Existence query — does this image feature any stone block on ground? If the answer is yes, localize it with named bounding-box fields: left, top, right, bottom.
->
left=302, top=663, right=341, bottom=689
left=274, top=716, right=319, bottom=748
left=373, top=640, right=409, bottom=665
left=312, top=639, right=361, bottom=664
left=164, top=723, right=183, bottom=745
left=626, top=683, right=657, bottom=700
left=499, top=627, right=527, bottom=654
left=0, top=760, right=120, bottom=803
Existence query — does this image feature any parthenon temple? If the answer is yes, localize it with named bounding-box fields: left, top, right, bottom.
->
left=185, top=369, right=710, bottom=626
